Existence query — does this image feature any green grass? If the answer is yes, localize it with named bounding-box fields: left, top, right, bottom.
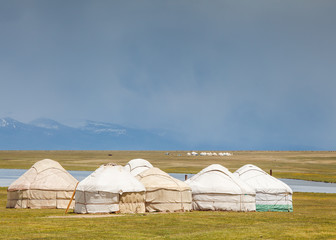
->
left=1, top=151, right=335, bottom=239
left=0, top=188, right=335, bottom=239
left=0, top=150, right=335, bottom=182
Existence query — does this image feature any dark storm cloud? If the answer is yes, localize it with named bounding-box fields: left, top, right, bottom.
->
left=1, top=0, right=336, bottom=149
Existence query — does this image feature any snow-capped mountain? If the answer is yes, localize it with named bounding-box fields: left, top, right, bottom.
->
left=0, top=117, right=181, bottom=150
left=0, top=117, right=322, bottom=151
left=30, top=118, right=70, bottom=130
left=0, top=117, right=27, bottom=129
left=80, top=121, right=126, bottom=135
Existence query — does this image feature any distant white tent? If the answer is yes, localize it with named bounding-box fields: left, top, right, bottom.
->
left=185, top=164, right=256, bottom=212
left=124, top=158, right=153, bottom=176
left=75, top=163, right=146, bottom=214
left=7, top=159, right=78, bottom=209
left=136, top=167, right=192, bottom=212
left=234, top=164, right=293, bottom=212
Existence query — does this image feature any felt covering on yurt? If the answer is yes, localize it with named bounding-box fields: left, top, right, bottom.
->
left=234, top=164, right=293, bottom=212
left=185, top=164, right=256, bottom=212
left=135, top=167, right=192, bottom=212
left=124, top=158, right=153, bottom=176
left=74, top=163, right=146, bottom=214
left=6, top=159, right=78, bottom=209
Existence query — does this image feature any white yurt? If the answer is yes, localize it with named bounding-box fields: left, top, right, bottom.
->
left=74, top=163, right=146, bottom=214
left=234, top=164, right=293, bottom=212
left=124, top=158, right=153, bottom=176
left=135, top=167, right=192, bottom=212
left=185, top=164, right=256, bottom=212
left=6, top=159, right=78, bottom=209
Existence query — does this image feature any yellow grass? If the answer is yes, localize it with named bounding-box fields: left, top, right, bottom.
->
left=1, top=151, right=335, bottom=239
left=0, top=188, right=335, bottom=239
left=0, top=150, right=335, bottom=182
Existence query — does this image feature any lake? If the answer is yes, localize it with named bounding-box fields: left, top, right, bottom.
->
left=1, top=169, right=335, bottom=193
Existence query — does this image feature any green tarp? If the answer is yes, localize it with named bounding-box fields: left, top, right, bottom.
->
left=256, top=204, right=293, bottom=212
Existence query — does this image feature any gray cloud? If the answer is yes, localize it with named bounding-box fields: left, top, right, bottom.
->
left=1, top=0, right=336, bottom=149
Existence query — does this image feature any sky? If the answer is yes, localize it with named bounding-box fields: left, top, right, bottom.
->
left=1, top=0, right=336, bottom=150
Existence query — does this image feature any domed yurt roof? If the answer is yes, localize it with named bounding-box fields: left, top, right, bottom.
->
left=124, top=158, right=153, bottom=176
left=136, top=167, right=190, bottom=191
left=7, top=159, right=77, bottom=192
left=234, top=164, right=292, bottom=194
left=186, top=164, right=255, bottom=195
left=77, top=163, right=146, bottom=193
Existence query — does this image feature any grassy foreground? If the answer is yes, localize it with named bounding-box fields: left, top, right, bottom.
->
left=0, top=150, right=335, bottom=182
left=0, top=188, right=335, bottom=239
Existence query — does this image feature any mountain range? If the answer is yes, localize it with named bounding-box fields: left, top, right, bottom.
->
left=0, top=117, right=324, bottom=151
left=0, top=117, right=181, bottom=150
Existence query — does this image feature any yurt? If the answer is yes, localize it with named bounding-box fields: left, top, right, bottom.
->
left=74, top=163, right=146, bottom=214
left=185, top=164, right=256, bottom=212
left=6, top=159, right=78, bottom=209
left=234, top=164, right=293, bottom=212
left=124, top=158, right=153, bottom=176
left=135, top=167, right=192, bottom=212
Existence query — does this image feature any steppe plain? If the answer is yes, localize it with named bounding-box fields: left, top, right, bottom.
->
left=0, top=150, right=335, bottom=182
left=0, top=150, right=335, bottom=239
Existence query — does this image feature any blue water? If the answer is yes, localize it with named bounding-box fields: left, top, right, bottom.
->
left=1, top=169, right=336, bottom=193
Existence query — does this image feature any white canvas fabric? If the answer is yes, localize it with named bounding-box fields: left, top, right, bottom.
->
left=124, top=158, right=153, bottom=176
left=234, top=164, right=293, bottom=212
left=75, top=164, right=146, bottom=214
left=136, top=167, right=192, bottom=212
left=6, top=159, right=78, bottom=209
left=185, top=164, right=256, bottom=212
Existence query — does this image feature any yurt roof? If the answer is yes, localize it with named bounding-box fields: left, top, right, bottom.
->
left=7, top=159, right=78, bottom=191
left=234, top=164, right=293, bottom=194
left=136, top=167, right=190, bottom=191
left=77, top=164, right=145, bottom=193
left=185, top=164, right=255, bottom=195
left=124, top=158, right=153, bottom=176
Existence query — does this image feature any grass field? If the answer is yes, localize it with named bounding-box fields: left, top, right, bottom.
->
left=0, top=188, right=335, bottom=239
left=1, top=151, right=335, bottom=239
left=0, top=150, right=335, bottom=182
